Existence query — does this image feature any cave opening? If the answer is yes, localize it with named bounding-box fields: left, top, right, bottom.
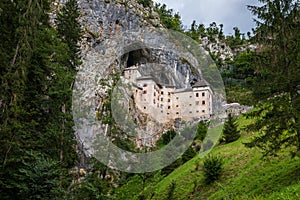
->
left=125, top=48, right=152, bottom=68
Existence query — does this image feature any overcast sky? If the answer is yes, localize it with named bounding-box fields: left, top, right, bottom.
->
left=152, top=0, right=260, bottom=35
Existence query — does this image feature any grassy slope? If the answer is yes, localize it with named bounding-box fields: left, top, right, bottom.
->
left=145, top=115, right=300, bottom=200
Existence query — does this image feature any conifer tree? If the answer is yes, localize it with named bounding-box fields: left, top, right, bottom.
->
left=0, top=0, right=58, bottom=197
left=56, top=0, right=82, bottom=70
left=0, top=0, right=81, bottom=197
left=220, top=113, right=240, bottom=144
left=245, top=0, right=300, bottom=156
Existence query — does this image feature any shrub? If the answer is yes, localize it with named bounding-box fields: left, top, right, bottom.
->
left=203, top=154, right=224, bottom=184
left=166, top=180, right=176, bottom=199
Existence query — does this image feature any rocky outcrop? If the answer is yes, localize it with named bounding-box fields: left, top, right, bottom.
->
left=59, top=0, right=226, bottom=152
left=200, top=36, right=234, bottom=61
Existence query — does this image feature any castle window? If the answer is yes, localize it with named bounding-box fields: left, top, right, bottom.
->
left=161, top=110, right=163, bottom=113
left=190, top=95, right=192, bottom=98
left=196, top=110, right=199, bottom=113
left=202, top=110, right=205, bottom=113
left=168, top=92, right=171, bottom=95
left=176, top=105, right=179, bottom=107
left=189, top=104, right=192, bottom=106
left=168, top=106, right=171, bottom=109
left=168, top=99, right=171, bottom=102
left=202, top=100, right=205, bottom=105
left=196, top=93, right=199, bottom=97
left=196, top=101, right=199, bottom=105
left=143, top=84, right=147, bottom=87
left=161, top=98, right=163, bottom=102
left=144, top=107, right=146, bottom=110
left=161, top=91, right=164, bottom=95
left=160, top=104, right=163, bottom=108
left=154, top=92, right=156, bottom=96
left=189, top=111, right=192, bottom=114
left=176, top=112, right=179, bottom=114
left=167, top=113, right=170, bottom=115
left=176, top=97, right=179, bottom=100
left=202, top=92, right=205, bottom=97
left=143, top=90, right=147, bottom=94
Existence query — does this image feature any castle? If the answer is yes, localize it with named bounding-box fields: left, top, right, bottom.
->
left=123, top=65, right=213, bottom=124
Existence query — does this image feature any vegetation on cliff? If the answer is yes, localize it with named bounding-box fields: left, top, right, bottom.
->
left=0, top=0, right=299, bottom=199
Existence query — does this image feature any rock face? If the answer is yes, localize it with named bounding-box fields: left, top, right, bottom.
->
left=200, top=36, right=234, bottom=61
left=60, top=0, right=226, bottom=153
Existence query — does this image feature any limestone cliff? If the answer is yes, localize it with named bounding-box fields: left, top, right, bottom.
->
left=54, top=0, right=226, bottom=153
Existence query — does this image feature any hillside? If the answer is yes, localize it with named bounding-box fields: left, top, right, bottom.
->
left=114, top=114, right=300, bottom=199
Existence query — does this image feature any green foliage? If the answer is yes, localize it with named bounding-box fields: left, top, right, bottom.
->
left=155, top=3, right=183, bottom=31
left=166, top=180, right=176, bottom=199
left=245, top=0, right=300, bottom=155
left=220, top=113, right=240, bottom=144
left=137, top=0, right=152, bottom=8
left=157, top=129, right=177, bottom=146
left=68, top=158, right=112, bottom=199
left=223, top=50, right=256, bottom=105
left=56, top=0, right=82, bottom=70
left=0, top=0, right=80, bottom=198
left=181, top=146, right=197, bottom=163
left=202, top=154, right=224, bottom=184
left=70, top=172, right=111, bottom=199
left=224, top=50, right=255, bottom=86
left=18, top=152, right=64, bottom=199
left=245, top=94, right=298, bottom=157
left=133, top=117, right=300, bottom=199
left=185, top=21, right=225, bottom=43
left=195, top=121, right=208, bottom=141
left=225, top=26, right=245, bottom=48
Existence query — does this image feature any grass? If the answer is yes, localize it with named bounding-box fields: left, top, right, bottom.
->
left=114, top=114, right=300, bottom=199
left=141, top=114, right=300, bottom=199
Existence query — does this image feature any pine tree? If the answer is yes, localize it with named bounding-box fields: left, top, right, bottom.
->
left=0, top=0, right=81, bottom=197
left=245, top=0, right=300, bottom=156
left=220, top=113, right=240, bottom=143
left=56, top=0, right=82, bottom=70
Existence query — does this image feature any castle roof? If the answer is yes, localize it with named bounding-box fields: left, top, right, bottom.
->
left=192, top=79, right=209, bottom=88
left=173, top=88, right=193, bottom=93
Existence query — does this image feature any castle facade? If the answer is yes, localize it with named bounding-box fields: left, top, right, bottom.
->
left=124, top=65, right=213, bottom=124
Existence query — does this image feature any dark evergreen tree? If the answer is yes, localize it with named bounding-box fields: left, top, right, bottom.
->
left=195, top=120, right=208, bottom=141
left=0, top=0, right=55, bottom=197
left=202, top=154, right=224, bottom=184
left=220, top=113, right=240, bottom=143
left=56, top=0, right=82, bottom=70
left=17, top=152, right=63, bottom=199
left=0, top=0, right=81, bottom=198
left=244, top=0, right=300, bottom=156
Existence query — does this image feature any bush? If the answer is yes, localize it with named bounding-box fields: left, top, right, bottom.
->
left=166, top=180, right=176, bottom=199
left=203, top=154, right=224, bottom=184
